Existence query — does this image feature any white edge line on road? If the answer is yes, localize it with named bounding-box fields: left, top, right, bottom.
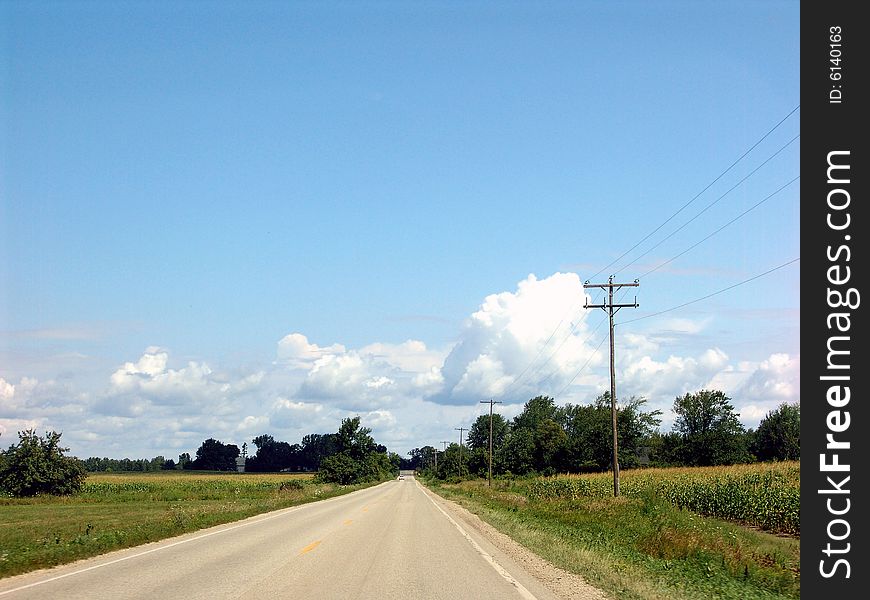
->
left=0, top=483, right=385, bottom=597
left=417, top=481, right=539, bottom=600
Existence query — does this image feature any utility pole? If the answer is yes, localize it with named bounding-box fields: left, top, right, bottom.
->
left=584, top=275, right=639, bottom=497
left=455, top=427, right=467, bottom=478
left=440, top=441, right=449, bottom=473
left=479, top=398, right=503, bottom=487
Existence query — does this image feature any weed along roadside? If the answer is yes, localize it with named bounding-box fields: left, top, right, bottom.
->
left=421, top=462, right=800, bottom=600
left=0, top=472, right=383, bottom=579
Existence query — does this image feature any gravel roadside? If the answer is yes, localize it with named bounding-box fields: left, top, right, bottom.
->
left=421, top=483, right=609, bottom=600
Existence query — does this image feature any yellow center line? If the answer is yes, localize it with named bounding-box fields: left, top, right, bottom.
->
left=362, top=507, right=369, bottom=512
left=298, top=540, right=321, bottom=555
left=343, top=519, right=353, bottom=526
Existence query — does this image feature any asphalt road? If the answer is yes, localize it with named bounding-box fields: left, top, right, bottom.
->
left=0, top=477, right=564, bottom=599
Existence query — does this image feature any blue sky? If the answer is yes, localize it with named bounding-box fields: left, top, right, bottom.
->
left=1, top=1, right=799, bottom=459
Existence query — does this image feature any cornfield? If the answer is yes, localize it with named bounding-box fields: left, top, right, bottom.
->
left=526, top=461, right=799, bottom=535
left=80, top=472, right=315, bottom=501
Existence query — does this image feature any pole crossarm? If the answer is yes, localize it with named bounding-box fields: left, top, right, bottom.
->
left=584, top=279, right=639, bottom=312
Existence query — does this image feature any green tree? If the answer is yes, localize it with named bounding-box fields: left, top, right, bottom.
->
left=499, top=396, right=564, bottom=475
left=561, top=393, right=661, bottom=472
left=299, top=433, right=339, bottom=471
left=246, top=434, right=300, bottom=472
left=315, top=417, right=396, bottom=484
left=467, top=413, right=509, bottom=452
left=753, top=402, right=800, bottom=461
left=432, top=443, right=469, bottom=480
left=561, top=402, right=609, bottom=471
left=534, top=419, right=567, bottom=474
left=190, top=438, right=240, bottom=471
left=672, top=390, right=750, bottom=466
left=466, top=413, right=510, bottom=476
left=178, top=452, right=192, bottom=469
left=317, top=452, right=360, bottom=485
left=644, top=430, right=683, bottom=467
left=0, top=430, right=87, bottom=497
left=501, top=426, right=535, bottom=475
left=513, top=395, right=559, bottom=430
left=406, top=446, right=438, bottom=471
left=336, top=417, right=377, bottom=460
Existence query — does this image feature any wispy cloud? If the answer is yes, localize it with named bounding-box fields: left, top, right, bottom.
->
left=4, top=326, right=105, bottom=341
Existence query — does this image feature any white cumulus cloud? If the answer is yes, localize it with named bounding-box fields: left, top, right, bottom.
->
left=432, top=272, right=602, bottom=405
left=276, top=333, right=346, bottom=366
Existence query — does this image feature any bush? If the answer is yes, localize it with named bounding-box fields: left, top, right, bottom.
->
left=0, top=430, right=87, bottom=497
left=316, top=453, right=361, bottom=485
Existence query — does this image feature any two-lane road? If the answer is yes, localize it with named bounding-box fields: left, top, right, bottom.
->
left=0, top=477, right=567, bottom=599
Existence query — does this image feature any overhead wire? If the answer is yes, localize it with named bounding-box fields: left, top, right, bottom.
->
left=497, top=289, right=604, bottom=401
left=589, top=104, right=800, bottom=282
left=553, top=334, right=609, bottom=400
left=534, top=310, right=609, bottom=388
left=618, top=258, right=800, bottom=326
left=550, top=285, right=634, bottom=399
left=638, top=175, right=799, bottom=280
left=613, top=134, right=800, bottom=277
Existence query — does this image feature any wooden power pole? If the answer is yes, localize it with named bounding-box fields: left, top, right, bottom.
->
left=455, top=427, right=467, bottom=478
left=479, top=398, right=502, bottom=487
left=439, top=441, right=449, bottom=472
left=584, top=275, right=639, bottom=497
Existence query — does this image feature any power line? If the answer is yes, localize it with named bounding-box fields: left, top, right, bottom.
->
left=533, top=311, right=608, bottom=388
left=613, top=134, right=800, bottom=277
left=550, top=286, right=632, bottom=397
left=553, top=332, right=608, bottom=400
left=524, top=309, right=594, bottom=383
left=618, top=258, right=800, bottom=326
left=497, top=289, right=604, bottom=401
left=589, top=104, right=799, bottom=282
left=503, top=297, right=583, bottom=391
left=638, top=175, right=800, bottom=280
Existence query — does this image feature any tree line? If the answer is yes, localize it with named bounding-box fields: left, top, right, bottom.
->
left=81, top=417, right=402, bottom=482
left=1, top=416, right=400, bottom=497
left=409, top=390, right=799, bottom=480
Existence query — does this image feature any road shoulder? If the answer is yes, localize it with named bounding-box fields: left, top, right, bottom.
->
left=417, top=481, right=609, bottom=600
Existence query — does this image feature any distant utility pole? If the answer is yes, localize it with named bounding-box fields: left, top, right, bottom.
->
left=480, top=398, right=502, bottom=487
left=584, top=275, right=639, bottom=497
left=440, top=441, right=449, bottom=472
left=455, top=427, right=467, bottom=478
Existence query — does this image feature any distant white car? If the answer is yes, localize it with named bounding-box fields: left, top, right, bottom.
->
left=397, top=475, right=404, bottom=480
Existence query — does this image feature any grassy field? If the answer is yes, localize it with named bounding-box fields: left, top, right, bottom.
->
left=0, top=471, right=372, bottom=578
left=424, top=462, right=800, bottom=600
